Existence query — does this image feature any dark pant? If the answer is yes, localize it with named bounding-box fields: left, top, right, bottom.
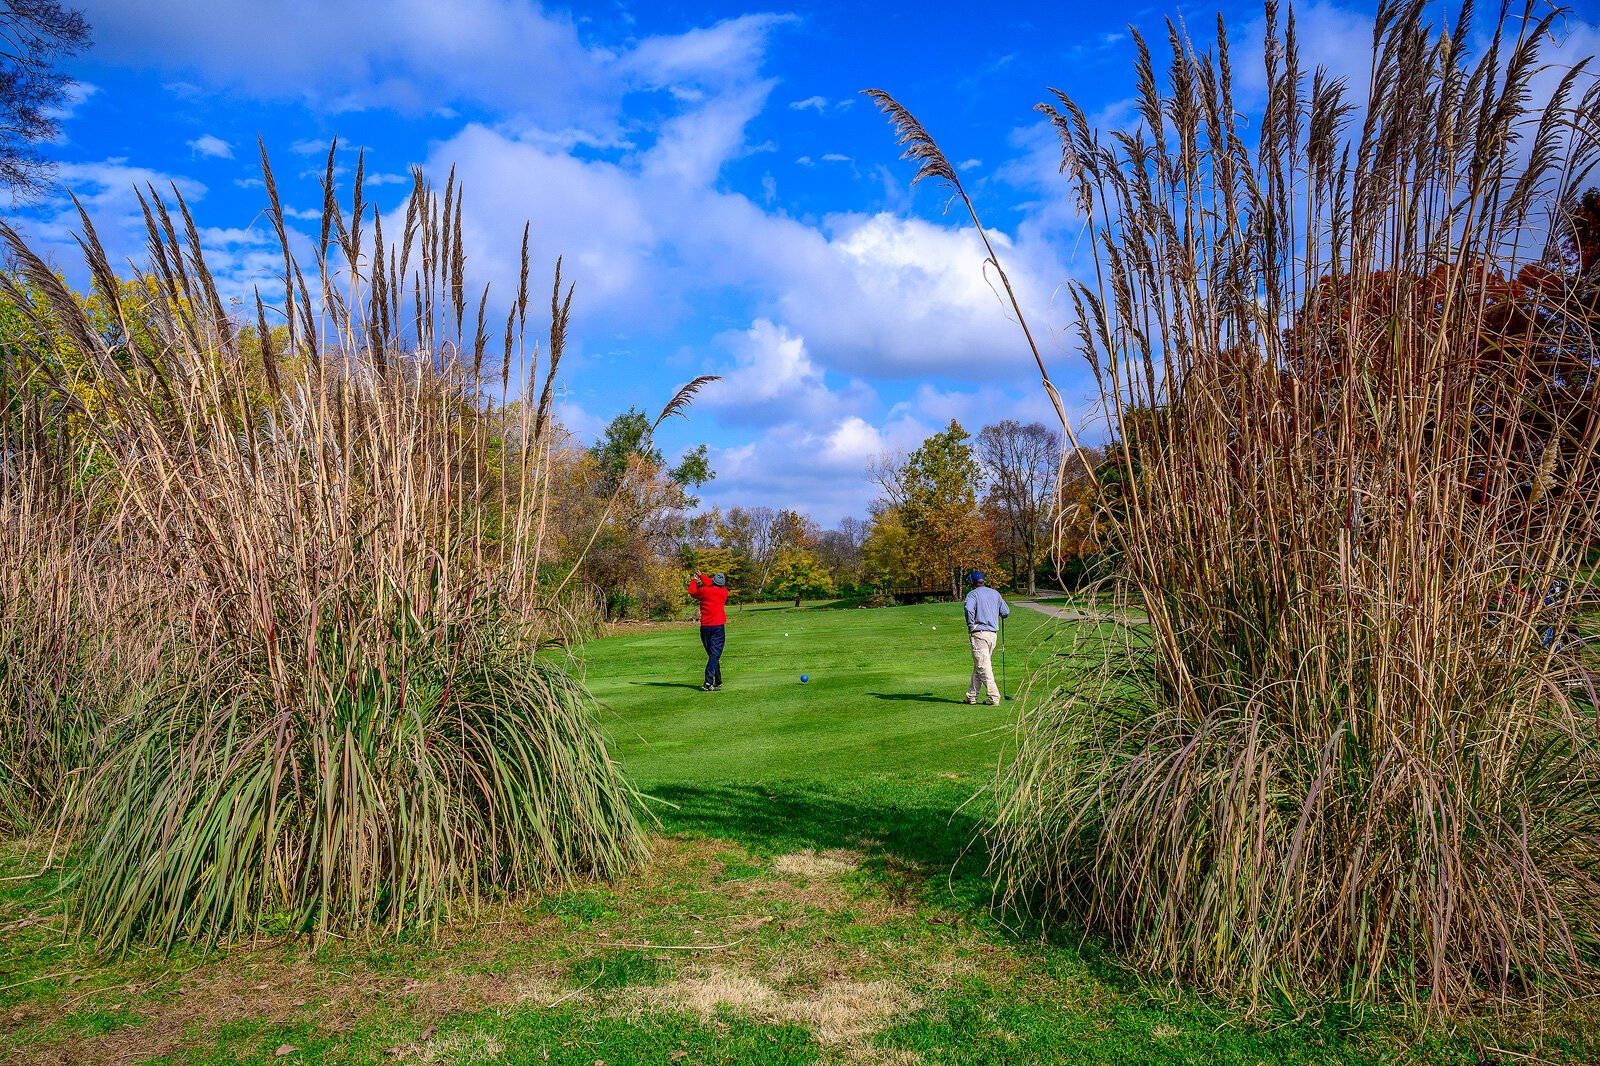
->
left=700, top=625, right=725, bottom=687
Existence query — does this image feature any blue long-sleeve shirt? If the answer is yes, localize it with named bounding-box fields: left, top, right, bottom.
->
left=963, top=585, right=1010, bottom=633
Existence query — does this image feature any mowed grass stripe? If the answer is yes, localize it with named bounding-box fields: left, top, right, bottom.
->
left=577, top=601, right=1066, bottom=788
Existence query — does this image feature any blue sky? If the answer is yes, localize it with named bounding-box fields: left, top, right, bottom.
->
left=16, top=0, right=1600, bottom=524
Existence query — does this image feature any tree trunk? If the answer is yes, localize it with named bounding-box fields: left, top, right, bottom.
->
left=1023, top=533, right=1037, bottom=594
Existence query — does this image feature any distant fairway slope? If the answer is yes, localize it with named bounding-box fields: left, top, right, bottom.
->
left=578, top=600, right=1066, bottom=789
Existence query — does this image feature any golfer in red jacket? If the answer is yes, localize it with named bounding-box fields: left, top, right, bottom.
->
left=688, top=573, right=729, bottom=691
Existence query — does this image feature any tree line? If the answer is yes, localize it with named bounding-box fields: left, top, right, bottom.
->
left=572, top=408, right=1101, bottom=618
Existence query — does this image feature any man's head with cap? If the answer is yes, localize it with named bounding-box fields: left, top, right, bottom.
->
left=969, top=571, right=986, bottom=586
left=712, top=573, right=727, bottom=588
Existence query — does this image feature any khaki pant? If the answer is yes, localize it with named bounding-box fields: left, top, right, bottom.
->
left=966, top=629, right=999, bottom=702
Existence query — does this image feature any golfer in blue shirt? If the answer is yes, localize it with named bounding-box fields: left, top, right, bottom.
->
left=963, top=571, right=1009, bottom=705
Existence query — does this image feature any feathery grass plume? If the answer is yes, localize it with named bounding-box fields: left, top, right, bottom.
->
left=975, top=0, right=1600, bottom=1012
left=534, top=256, right=569, bottom=440
left=654, top=375, right=721, bottom=430
left=0, top=143, right=656, bottom=947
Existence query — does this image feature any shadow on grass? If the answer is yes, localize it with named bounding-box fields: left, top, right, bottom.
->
left=644, top=780, right=993, bottom=909
left=865, top=691, right=962, bottom=704
left=629, top=681, right=707, bottom=691
left=640, top=779, right=1134, bottom=989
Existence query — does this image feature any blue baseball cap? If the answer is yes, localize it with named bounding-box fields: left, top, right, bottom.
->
left=969, top=571, right=985, bottom=584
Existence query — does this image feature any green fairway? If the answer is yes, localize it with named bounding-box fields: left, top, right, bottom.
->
left=580, top=600, right=1063, bottom=789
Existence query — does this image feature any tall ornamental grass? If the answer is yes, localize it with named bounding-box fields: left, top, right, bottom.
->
left=1004, top=0, right=1600, bottom=1008
left=0, top=148, right=658, bottom=948
left=882, top=0, right=1600, bottom=1010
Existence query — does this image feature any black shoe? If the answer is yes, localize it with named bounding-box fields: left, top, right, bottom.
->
left=702, top=683, right=715, bottom=691
left=712, top=682, right=722, bottom=690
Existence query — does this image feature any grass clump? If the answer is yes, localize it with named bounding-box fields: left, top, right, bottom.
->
left=877, top=0, right=1600, bottom=1012
left=0, top=147, right=652, bottom=948
left=986, top=0, right=1600, bottom=1010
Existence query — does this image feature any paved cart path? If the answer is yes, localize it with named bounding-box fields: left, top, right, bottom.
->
left=1012, top=598, right=1144, bottom=624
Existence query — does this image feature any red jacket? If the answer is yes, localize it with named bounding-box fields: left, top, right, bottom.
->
left=688, top=574, right=729, bottom=626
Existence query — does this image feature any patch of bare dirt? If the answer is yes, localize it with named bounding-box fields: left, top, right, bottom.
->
left=752, top=848, right=917, bottom=923
left=633, top=965, right=918, bottom=1050
left=772, top=849, right=862, bottom=881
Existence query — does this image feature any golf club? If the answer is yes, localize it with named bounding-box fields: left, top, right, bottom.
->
left=1001, top=615, right=1011, bottom=700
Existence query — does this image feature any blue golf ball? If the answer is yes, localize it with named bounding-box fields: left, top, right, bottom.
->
left=800, top=674, right=809, bottom=683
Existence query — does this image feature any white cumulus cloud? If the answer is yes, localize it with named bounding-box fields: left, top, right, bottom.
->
left=187, top=134, right=233, bottom=158
left=699, top=320, right=875, bottom=427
